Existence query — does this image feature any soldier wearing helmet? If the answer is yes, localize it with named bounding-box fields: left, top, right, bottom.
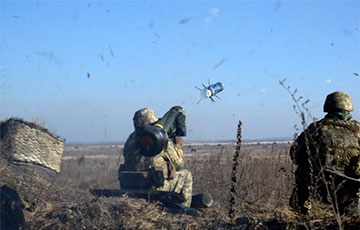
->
left=289, top=92, right=360, bottom=215
left=120, top=108, right=156, bottom=171
left=118, top=107, right=193, bottom=207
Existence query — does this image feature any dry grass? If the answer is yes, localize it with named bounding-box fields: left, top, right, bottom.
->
left=2, top=141, right=359, bottom=229
left=1, top=159, right=227, bottom=230
left=55, top=143, right=295, bottom=228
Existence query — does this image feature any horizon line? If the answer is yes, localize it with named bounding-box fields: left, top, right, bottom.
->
left=65, top=137, right=294, bottom=146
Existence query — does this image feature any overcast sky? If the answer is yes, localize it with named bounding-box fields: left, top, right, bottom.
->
left=1, top=0, right=359, bottom=143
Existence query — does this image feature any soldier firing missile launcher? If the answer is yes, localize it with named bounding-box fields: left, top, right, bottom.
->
left=135, top=106, right=186, bottom=157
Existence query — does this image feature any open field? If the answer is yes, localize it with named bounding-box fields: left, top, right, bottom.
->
left=57, top=141, right=293, bottom=200
left=2, top=141, right=359, bottom=229
left=57, top=142, right=296, bottom=226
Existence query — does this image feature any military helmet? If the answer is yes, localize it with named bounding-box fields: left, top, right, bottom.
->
left=323, top=91, right=354, bottom=112
left=133, top=108, right=158, bottom=130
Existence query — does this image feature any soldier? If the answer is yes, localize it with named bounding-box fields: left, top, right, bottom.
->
left=289, top=92, right=360, bottom=215
left=119, top=107, right=193, bottom=207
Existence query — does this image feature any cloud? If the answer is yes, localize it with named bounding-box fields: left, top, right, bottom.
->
left=325, top=79, right=332, bottom=83
left=205, top=8, right=219, bottom=24
left=209, top=8, right=219, bottom=17
left=260, top=88, right=266, bottom=93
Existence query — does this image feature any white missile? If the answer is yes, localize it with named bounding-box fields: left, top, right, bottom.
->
left=195, top=81, right=224, bottom=104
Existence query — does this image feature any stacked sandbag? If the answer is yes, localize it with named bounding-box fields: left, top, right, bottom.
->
left=0, top=118, right=65, bottom=182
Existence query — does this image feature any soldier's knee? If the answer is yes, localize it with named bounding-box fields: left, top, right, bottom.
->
left=179, top=170, right=192, bottom=189
left=181, top=170, right=193, bottom=188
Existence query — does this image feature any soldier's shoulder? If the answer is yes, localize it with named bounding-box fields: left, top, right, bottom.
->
left=347, top=119, right=360, bottom=133
left=128, top=132, right=137, bottom=140
left=348, top=118, right=360, bottom=126
left=293, top=120, right=327, bottom=141
left=124, top=132, right=137, bottom=145
left=321, top=117, right=360, bottom=134
left=303, top=120, right=322, bottom=134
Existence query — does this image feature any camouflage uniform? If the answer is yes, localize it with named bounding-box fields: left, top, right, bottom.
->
left=119, top=108, right=193, bottom=207
left=289, top=92, right=360, bottom=215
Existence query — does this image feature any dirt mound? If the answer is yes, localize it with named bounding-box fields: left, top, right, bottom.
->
left=0, top=161, right=227, bottom=229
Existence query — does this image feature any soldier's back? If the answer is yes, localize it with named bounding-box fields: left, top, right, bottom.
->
left=315, top=117, right=360, bottom=174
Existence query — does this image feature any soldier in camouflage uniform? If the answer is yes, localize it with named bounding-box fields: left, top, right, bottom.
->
left=289, top=92, right=360, bottom=215
left=119, top=108, right=193, bottom=207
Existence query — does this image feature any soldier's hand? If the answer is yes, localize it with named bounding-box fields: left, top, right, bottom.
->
left=175, top=136, right=184, bottom=147
left=356, top=157, right=360, bottom=176
left=168, top=162, right=176, bottom=180
left=175, top=146, right=183, bottom=158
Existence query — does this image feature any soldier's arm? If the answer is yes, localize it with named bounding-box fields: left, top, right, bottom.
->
left=122, top=133, right=139, bottom=164
left=290, top=132, right=308, bottom=166
left=357, top=130, right=360, bottom=176
left=353, top=156, right=360, bottom=176
left=161, top=140, right=185, bottom=170
left=350, top=120, right=360, bottom=176
left=122, top=132, right=151, bottom=172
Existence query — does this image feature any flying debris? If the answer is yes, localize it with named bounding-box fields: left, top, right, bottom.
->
left=109, top=47, right=114, bottom=57
left=195, top=81, right=224, bottom=104
left=212, top=57, right=226, bottom=70
left=179, top=18, right=191, bottom=24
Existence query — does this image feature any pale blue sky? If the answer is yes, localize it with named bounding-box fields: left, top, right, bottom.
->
left=1, top=0, right=359, bottom=143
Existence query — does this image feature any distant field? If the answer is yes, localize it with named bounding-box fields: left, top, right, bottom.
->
left=62, top=141, right=291, bottom=157
left=57, top=141, right=293, bottom=218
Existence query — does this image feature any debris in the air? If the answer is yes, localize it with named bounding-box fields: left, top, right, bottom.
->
left=109, top=47, right=114, bottom=57
left=179, top=18, right=191, bottom=24
left=212, top=57, right=226, bottom=70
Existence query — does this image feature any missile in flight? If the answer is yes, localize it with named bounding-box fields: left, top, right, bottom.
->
left=195, top=81, right=224, bottom=104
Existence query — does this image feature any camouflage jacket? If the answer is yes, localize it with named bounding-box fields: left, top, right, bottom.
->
left=290, top=114, right=360, bottom=177
left=121, top=132, right=185, bottom=179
